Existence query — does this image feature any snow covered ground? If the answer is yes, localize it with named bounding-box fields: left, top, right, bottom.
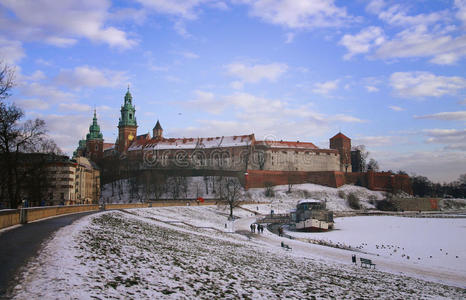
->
left=286, top=216, right=466, bottom=275
left=9, top=206, right=466, bottom=299
left=102, top=177, right=385, bottom=212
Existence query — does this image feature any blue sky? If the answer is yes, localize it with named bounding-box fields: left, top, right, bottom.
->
left=1, top=0, right=465, bottom=182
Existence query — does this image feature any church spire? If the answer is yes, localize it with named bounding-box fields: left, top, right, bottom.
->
left=87, top=109, right=103, bottom=140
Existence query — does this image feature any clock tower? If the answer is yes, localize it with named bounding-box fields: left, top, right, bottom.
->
left=118, top=87, right=138, bottom=153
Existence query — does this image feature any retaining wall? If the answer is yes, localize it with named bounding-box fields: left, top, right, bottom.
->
left=0, top=209, right=20, bottom=229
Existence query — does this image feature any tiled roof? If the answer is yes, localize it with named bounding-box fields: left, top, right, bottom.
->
left=103, top=143, right=115, bottom=151
left=330, top=132, right=350, bottom=140
left=255, top=140, right=319, bottom=149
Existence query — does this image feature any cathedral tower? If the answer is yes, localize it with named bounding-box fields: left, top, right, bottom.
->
left=330, top=132, right=352, bottom=172
left=153, top=120, right=163, bottom=139
left=118, top=87, right=138, bottom=153
left=86, top=109, right=104, bottom=161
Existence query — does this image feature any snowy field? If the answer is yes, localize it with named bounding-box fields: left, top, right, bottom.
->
left=9, top=206, right=466, bottom=299
left=286, top=216, right=466, bottom=275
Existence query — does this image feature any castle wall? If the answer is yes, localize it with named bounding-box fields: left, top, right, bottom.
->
left=258, top=149, right=341, bottom=172
left=245, top=170, right=412, bottom=194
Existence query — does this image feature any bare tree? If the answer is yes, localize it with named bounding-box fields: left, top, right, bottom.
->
left=0, top=62, right=14, bottom=100
left=215, top=177, right=244, bottom=220
left=0, top=102, right=61, bottom=208
left=367, top=158, right=380, bottom=172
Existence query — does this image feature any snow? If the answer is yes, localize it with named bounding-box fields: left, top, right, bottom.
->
left=285, top=216, right=466, bottom=275
left=9, top=205, right=466, bottom=298
left=244, top=183, right=385, bottom=213
left=132, top=135, right=253, bottom=151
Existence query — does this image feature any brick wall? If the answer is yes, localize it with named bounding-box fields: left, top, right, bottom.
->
left=245, top=170, right=412, bottom=194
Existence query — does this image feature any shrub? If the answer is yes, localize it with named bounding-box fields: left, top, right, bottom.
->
left=368, top=195, right=377, bottom=205
left=264, top=182, right=275, bottom=198
left=375, top=199, right=397, bottom=211
left=338, top=190, right=346, bottom=199
left=347, top=192, right=361, bottom=209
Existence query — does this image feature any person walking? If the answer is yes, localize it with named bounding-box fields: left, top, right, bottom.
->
left=352, top=254, right=356, bottom=264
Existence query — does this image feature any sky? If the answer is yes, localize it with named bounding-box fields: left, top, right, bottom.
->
left=1, top=0, right=465, bottom=182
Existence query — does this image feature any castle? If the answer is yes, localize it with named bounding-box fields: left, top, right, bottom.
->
left=74, top=89, right=412, bottom=194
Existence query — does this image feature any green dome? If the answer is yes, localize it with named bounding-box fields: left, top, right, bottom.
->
left=86, top=110, right=103, bottom=140
left=119, top=87, right=137, bottom=127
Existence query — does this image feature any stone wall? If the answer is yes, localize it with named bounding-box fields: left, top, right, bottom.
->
left=391, top=198, right=440, bottom=211
left=259, top=149, right=341, bottom=172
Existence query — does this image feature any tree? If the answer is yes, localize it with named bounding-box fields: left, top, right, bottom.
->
left=367, top=158, right=379, bottom=171
left=352, top=145, right=369, bottom=172
left=0, top=62, right=14, bottom=100
left=215, top=177, right=244, bottom=220
left=0, top=62, right=60, bottom=208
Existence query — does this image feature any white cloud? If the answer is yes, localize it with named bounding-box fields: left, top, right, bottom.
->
left=455, top=0, right=466, bottom=25
left=21, top=82, right=75, bottom=102
left=237, top=0, right=354, bottom=29
left=136, top=0, right=205, bottom=19
left=0, top=37, right=25, bottom=64
left=375, top=25, right=466, bottom=65
left=377, top=4, right=448, bottom=27
left=0, top=0, right=135, bottom=49
left=179, top=51, right=199, bottom=59
left=58, top=102, right=92, bottom=112
left=389, top=105, right=404, bottom=111
left=225, top=62, right=288, bottom=84
left=423, top=129, right=466, bottom=151
left=230, top=81, right=244, bottom=90
left=339, top=26, right=385, bottom=59
left=352, top=135, right=394, bottom=147
left=312, top=79, right=339, bottom=95
left=365, top=85, right=379, bottom=93
left=16, top=99, right=50, bottom=110
left=55, top=66, right=128, bottom=89
left=365, top=0, right=385, bottom=14
left=390, top=72, right=466, bottom=98
left=179, top=91, right=364, bottom=140
left=414, top=111, right=466, bottom=121
left=186, top=90, right=226, bottom=114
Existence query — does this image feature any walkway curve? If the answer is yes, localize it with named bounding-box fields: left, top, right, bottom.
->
left=0, top=211, right=98, bottom=297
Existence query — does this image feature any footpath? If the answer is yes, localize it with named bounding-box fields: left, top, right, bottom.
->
left=0, top=211, right=97, bottom=298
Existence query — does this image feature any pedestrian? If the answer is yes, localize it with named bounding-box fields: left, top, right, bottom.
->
left=250, top=224, right=254, bottom=232
left=252, top=224, right=256, bottom=233
left=261, top=225, right=264, bottom=233
left=352, top=254, right=356, bottom=264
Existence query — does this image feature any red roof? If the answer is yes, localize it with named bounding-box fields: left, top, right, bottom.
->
left=103, top=143, right=115, bottom=150
left=330, top=132, right=350, bottom=140
left=256, top=140, right=318, bottom=149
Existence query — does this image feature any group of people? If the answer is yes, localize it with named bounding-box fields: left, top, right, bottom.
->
left=250, top=223, right=264, bottom=233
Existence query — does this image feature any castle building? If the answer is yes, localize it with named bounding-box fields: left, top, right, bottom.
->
left=73, top=88, right=411, bottom=194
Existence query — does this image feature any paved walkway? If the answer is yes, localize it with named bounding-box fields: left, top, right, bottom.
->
left=0, top=211, right=97, bottom=297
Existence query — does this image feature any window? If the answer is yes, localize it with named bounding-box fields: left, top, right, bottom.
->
left=60, top=193, right=64, bottom=199
left=129, top=113, right=132, bottom=119
left=95, top=145, right=98, bottom=150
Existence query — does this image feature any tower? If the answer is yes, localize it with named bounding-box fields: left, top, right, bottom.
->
left=118, top=87, right=138, bottom=153
left=86, top=109, right=104, bottom=161
left=330, top=132, right=352, bottom=172
left=153, top=120, right=163, bottom=139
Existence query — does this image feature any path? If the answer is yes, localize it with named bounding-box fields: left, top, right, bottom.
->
left=0, top=211, right=98, bottom=297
